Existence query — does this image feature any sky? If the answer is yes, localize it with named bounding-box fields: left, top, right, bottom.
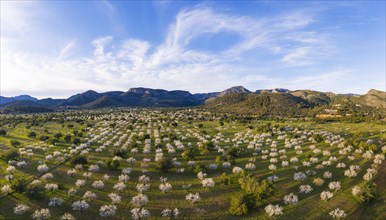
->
left=1, top=1, right=385, bottom=98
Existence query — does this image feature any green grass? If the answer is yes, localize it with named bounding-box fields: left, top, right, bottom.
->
left=0, top=110, right=385, bottom=219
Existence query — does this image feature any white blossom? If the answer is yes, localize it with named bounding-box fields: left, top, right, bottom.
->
left=60, top=213, right=76, bottom=220
left=2, top=185, right=12, bottom=195
left=329, top=208, right=346, bottom=219
left=131, top=193, right=149, bottom=207
left=294, top=172, right=307, bottom=181
left=131, top=208, right=150, bottom=219
left=265, top=204, right=283, bottom=216
left=159, top=183, right=173, bottom=193
left=202, top=178, right=215, bottom=188
left=113, top=181, right=126, bottom=191
left=299, top=185, right=313, bottom=194
left=283, top=193, right=298, bottom=205
left=99, top=205, right=117, bottom=217
left=83, top=191, right=97, bottom=201
left=14, top=204, right=30, bottom=215
left=72, top=200, right=89, bottom=211
left=186, top=193, right=201, bottom=203
left=92, top=180, right=105, bottom=189
left=48, top=197, right=63, bottom=207
left=108, top=193, right=122, bottom=204
left=320, top=191, right=333, bottom=201
left=37, top=164, right=49, bottom=172
left=328, top=181, right=341, bottom=191
left=31, top=208, right=51, bottom=220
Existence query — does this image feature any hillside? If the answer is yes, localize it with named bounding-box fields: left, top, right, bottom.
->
left=204, top=93, right=311, bottom=117
left=1, top=86, right=385, bottom=116
left=290, top=90, right=332, bottom=106
left=360, top=89, right=386, bottom=108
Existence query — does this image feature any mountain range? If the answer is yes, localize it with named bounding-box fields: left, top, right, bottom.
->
left=0, top=86, right=385, bottom=114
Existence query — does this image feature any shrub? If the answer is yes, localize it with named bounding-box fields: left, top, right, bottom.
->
left=72, top=138, right=81, bottom=145
left=54, top=133, right=63, bottom=139
left=64, top=135, right=72, bottom=142
left=182, top=148, right=195, bottom=160
left=238, top=173, right=274, bottom=205
left=39, top=136, right=49, bottom=141
left=352, top=181, right=377, bottom=202
left=156, top=158, right=173, bottom=172
left=11, top=177, right=28, bottom=193
left=220, top=173, right=231, bottom=186
left=229, top=193, right=255, bottom=215
left=106, top=159, right=120, bottom=170
left=70, top=155, right=88, bottom=165
left=198, top=141, right=214, bottom=155
left=2, top=150, right=20, bottom=161
left=228, top=147, right=242, bottom=157
left=28, top=131, right=37, bottom=138
left=113, top=148, right=127, bottom=158
left=193, top=164, right=207, bottom=174
left=0, top=129, right=6, bottom=136
left=10, top=140, right=21, bottom=147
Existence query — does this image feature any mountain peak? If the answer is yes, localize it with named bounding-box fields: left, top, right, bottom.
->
left=218, top=86, right=251, bottom=97
left=367, top=89, right=385, bottom=95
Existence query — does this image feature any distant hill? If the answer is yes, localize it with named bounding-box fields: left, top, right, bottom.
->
left=256, top=88, right=290, bottom=94
left=290, top=90, right=332, bottom=106
left=0, top=100, right=52, bottom=114
left=58, top=90, right=103, bottom=107
left=204, top=92, right=311, bottom=117
left=0, top=95, right=38, bottom=104
left=1, top=86, right=385, bottom=116
left=360, top=89, right=386, bottom=108
left=218, top=86, right=251, bottom=97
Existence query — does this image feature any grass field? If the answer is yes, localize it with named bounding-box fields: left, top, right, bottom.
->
left=0, top=109, right=385, bottom=219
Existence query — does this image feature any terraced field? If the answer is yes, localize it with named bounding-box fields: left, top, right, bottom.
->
left=0, top=109, right=384, bottom=219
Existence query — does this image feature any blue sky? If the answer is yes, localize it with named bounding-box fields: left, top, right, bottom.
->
left=1, top=1, right=385, bottom=98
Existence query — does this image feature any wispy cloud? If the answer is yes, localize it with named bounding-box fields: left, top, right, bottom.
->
left=97, top=0, right=126, bottom=35
left=58, top=39, right=77, bottom=60
left=1, top=3, right=377, bottom=98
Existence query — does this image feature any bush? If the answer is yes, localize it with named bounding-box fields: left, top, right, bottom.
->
left=70, top=155, right=88, bottom=165
left=54, top=133, right=63, bottom=139
left=229, top=193, right=255, bottom=215
left=64, top=135, right=72, bottom=142
left=10, top=139, right=21, bottom=147
left=72, top=138, right=81, bottom=145
left=106, top=159, right=120, bottom=170
left=26, top=180, right=45, bottom=198
left=182, top=148, right=195, bottom=160
left=2, top=150, right=20, bottom=161
left=156, top=158, right=173, bottom=172
left=238, top=173, right=274, bottom=205
left=198, top=141, right=214, bottom=155
left=39, top=136, right=49, bottom=141
left=0, top=129, right=6, bottom=136
left=28, top=131, right=37, bottom=138
left=220, top=173, right=231, bottom=186
left=193, top=164, right=207, bottom=174
left=353, top=181, right=377, bottom=203
left=113, top=148, right=127, bottom=158
left=228, top=147, right=242, bottom=158
left=49, top=138, right=59, bottom=145
left=11, top=177, right=28, bottom=193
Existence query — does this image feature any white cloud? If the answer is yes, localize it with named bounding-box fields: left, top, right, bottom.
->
left=285, top=69, right=353, bottom=92
left=282, top=47, right=313, bottom=66
left=1, top=4, right=362, bottom=98
left=58, top=39, right=77, bottom=60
